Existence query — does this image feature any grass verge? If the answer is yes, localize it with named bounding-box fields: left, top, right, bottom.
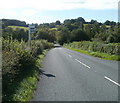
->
left=65, top=47, right=120, bottom=61
left=11, top=50, right=47, bottom=101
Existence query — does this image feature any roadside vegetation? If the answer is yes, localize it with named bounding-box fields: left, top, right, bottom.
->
left=64, top=41, right=120, bottom=61
left=2, top=38, right=53, bottom=101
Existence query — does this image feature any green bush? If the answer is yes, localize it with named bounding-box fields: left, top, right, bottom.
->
left=2, top=38, right=53, bottom=101
left=30, top=40, right=53, bottom=57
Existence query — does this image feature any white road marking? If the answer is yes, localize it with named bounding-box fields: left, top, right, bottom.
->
left=104, top=76, right=120, bottom=87
left=54, top=48, right=62, bottom=50
left=75, top=59, right=90, bottom=69
left=68, top=54, right=72, bottom=58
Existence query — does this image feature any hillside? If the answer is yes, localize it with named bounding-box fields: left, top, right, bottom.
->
left=2, top=19, right=27, bottom=27
left=8, top=26, right=28, bottom=31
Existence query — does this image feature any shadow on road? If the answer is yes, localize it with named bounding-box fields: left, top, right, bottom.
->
left=39, top=69, right=56, bottom=78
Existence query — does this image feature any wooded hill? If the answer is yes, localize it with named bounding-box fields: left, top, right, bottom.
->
left=2, top=19, right=28, bottom=28
left=2, top=17, right=120, bottom=44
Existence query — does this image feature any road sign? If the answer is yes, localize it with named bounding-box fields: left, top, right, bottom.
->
left=29, top=24, right=35, bottom=33
left=28, top=24, right=35, bottom=47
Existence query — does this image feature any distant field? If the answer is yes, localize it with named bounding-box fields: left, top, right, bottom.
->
left=83, top=24, right=88, bottom=26
left=8, top=26, right=28, bottom=31
left=51, top=28, right=57, bottom=30
left=106, top=25, right=111, bottom=28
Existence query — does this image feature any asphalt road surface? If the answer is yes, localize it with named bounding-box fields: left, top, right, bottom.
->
left=32, top=47, right=119, bottom=101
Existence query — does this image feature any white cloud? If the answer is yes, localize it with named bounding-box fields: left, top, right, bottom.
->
left=0, top=10, right=17, bottom=16
left=84, top=18, right=91, bottom=22
left=0, top=0, right=118, bottom=23
left=0, top=0, right=119, bottom=10
left=21, top=9, right=37, bottom=16
left=83, top=0, right=118, bottom=10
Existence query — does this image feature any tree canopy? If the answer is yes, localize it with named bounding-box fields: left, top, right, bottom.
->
left=2, top=17, right=120, bottom=44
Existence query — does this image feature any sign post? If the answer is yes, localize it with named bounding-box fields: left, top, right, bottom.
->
left=28, top=24, right=35, bottom=47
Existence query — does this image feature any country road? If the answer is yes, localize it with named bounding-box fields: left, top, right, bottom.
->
left=32, top=47, right=119, bottom=101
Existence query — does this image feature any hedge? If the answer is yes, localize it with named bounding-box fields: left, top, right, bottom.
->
left=2, top=38, right=53, bottom=101
left=65, top=41, right=120, bottom=55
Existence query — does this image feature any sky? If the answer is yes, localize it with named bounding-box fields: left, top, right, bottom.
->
left=0, top=0, right=119, bottom=24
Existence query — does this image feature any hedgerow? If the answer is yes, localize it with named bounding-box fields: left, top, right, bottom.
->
left=65, top=41, right=120, bottom=55
left=2, top=38, right=53, bottom=102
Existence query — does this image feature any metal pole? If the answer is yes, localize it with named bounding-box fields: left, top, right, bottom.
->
left=28, top=24, right=31, bottom=47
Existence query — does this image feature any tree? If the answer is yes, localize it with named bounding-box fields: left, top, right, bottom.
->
left=64, top=19, right=71, bottom=25
left=16, top=29, right=28, bottom=41
left=55, top=20, right=61, bottom=25
left=79, top=22, right=84, bottom=30
left=104, top=20, right=116, bottom=26
left=35, top=28, right=57, bottom=42
left=100, top=24, right=106, bottom=33
left=91, top=22, right=100, bottom=37
left=76, top=17, right=85, bottom=23
left=58, top=27, right=70, bottom=45
left=2, top=19, right=27, bottom=27
left=90, top=20, right=97, bottom=24
left=71, top=29, right=89, bottom=42
left=49, top=23, right=55, bottom=28
left=2, top=27, right=28, bottom=41
left=84, top=24, right=92, bottom=40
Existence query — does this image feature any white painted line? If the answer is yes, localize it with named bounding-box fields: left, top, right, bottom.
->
left=104, top=76, right=120, bottom=87
left=75, top=59, right=90, bottom=69
left=68, top=54, right=72, bottom=58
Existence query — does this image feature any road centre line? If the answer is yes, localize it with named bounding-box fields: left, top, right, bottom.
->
left=68, top=54, right=72, bottom=58
left=66, top=52, right=119, bottom=87
left=104, top=76, right=120, bottom=87
left=75, top=59, right=91, bottom=69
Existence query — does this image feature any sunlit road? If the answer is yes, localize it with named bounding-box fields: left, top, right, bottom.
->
left=32, top=47, right=119, bottom=101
